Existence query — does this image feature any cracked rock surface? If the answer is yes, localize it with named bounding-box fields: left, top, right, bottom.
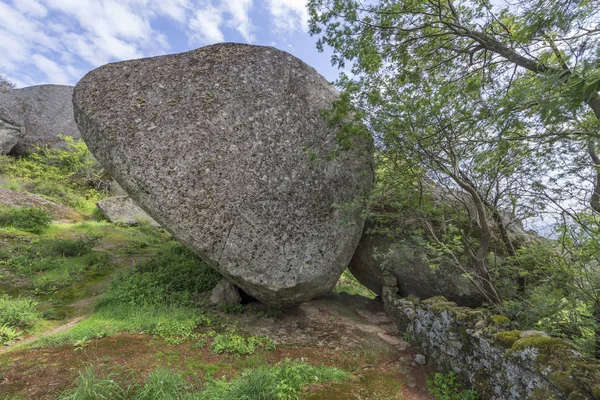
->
left=74, top=43, right=374, bottom=307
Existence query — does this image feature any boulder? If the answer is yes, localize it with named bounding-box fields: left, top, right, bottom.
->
left=74, top=43, right=374, bottom=308
left=349, top=189, right=533, bottom=307
left=210, top=279, right=242, bottom=306
left=0, top=85, right=80, bottom=154
left=96, top=196, right=160, bottom=227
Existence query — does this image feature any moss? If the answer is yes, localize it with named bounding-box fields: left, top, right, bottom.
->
left=422, top=296, right=457, bottom=311
left=549, top=371, right=577, bottom=395
left=510, top=336, right=575, bottom=365
left=494, top=330, right=522, bottom=348
left=490, top=315, right=511, bottom=326
left=591, top=386, right=600, bottom=400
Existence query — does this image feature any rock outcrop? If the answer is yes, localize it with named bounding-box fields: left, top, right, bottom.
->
left=0, top=188, right=84, bottom=222
left=382, top=278, right=600, bottom=400
left=0, top=85, right=80, bottom=154
left=97, top=196, right=160, bottom=227
left=349, top=189, right=533, bottom=307
left=74, top=43, right=374, bottom=308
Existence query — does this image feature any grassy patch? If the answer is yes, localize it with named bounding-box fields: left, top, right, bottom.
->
left=0, top=207, right=52, bottom=234
left=58, top=360, right=350, bottom=400
left=210, top=332, right=276, bottom=355
left=0, top=136, right=110, bottom=213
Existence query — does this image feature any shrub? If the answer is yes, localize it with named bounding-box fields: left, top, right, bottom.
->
left=0, top=207, right=52, bottom=233
left=427, top=372, right=479, bottom=400
left=0, top=294, right=41, bottom=331
left=38, top=236, right=100, bottom=257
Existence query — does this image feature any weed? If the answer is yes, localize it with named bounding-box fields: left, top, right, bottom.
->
left=0, top=324, right=22, bottom=346
left=210, top=332, right=276, bottom=355
left=0, top=207, right=51, bottom=234
left=426, top=372, right=479, bottom=400
left=57, top=366, right=129, bottom=400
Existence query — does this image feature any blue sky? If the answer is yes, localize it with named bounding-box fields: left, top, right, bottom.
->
left=0, top=0, right=339, bottom=88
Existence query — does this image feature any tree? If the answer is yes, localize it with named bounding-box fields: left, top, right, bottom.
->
left=0, top=73, right=15, bottom=92
left=309, top=0, right=600, bottom=354
left=308, top=0, right=600, bottom=211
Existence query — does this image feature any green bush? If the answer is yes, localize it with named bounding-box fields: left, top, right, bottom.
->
left=37, top=236, right=100, bottom=257
left=427, top=372, right=478, bottom=400
left=98, top=242, right=220, bottom=308
left=0, top=207, right=52, bottom=233
left=0, top=294, right=41, bottom=331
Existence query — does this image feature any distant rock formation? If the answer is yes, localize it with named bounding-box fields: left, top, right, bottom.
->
left=96, top=196, right=160, bottom=227
left=74, top=43, right=374, bottom=308
left=0, top=85, right=80, bottom=154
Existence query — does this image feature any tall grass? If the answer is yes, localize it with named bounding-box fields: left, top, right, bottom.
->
left=58, top=360, right=350, bottom=400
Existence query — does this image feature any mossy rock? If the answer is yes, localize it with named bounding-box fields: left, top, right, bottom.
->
left=490, top=314, right=511, bottom=326
left=495, top=330, right=522, bottom=348
left=422, top=296, right=458, bottom=311
left=510, top=335, right=574, bottom=359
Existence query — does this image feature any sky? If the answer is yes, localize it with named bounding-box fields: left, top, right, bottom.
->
left=0, top=0, right=340, bottom=88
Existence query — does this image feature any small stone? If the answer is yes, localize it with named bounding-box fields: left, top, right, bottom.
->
left=414, top=354, right=426, bottom=366
left=210, top=279, right=242, bottom=306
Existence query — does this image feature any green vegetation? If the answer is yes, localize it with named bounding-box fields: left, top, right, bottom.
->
left=309, top=0, right=600, bottom=359
left=0, top=136, right=110, bottom=213
left=0, top=207, right=51, bottom=234
left=0, top=294, right=41, bottom=345
left=210, top=332, right=276, bottom=355
left=334, top=268, right=375, bottom=299
left=58, top=360, right=349, bottom=400
left=426, top=372, right=479, bottom=400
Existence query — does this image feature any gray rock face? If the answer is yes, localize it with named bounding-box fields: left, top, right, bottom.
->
left=0, top=117, right=23, bottom=154
left=74, top=43, right=374, bottom=308
left=350, top=218, right=485, bottom=306
left=210, top=280, right=242, bottom=306
left=0, top=85, right=80, bottom=154
left=96, top=196, right=160, bottom=227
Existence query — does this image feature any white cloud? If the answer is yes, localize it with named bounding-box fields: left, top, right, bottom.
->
left=31, top=54, right=72, bottom=84
left=14, top=0, right=47, bottom=17
left=189, top=6, right=225, bottom=44
left=224, top=0, right=254, bottom=42
left=265, top=0, right=308, bottom=33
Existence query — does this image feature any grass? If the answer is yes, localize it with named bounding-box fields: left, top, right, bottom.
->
left=0, top=136, right=111, bottom=214
left=58, top=360, right=350, bottom=400
left=36, top=242, right=221, bottom=347
left=0, top=207, right=52, bottom=234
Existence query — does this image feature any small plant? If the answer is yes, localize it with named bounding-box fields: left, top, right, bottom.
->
left=0, top=324, right=22, bottom=346
left=427, top=372, right=479, bottom=400
left=0, top=207, right=52, bottom=234
left=0, top=295, right=41, bottom=331
left=403, top=332, right=413, bottom=342
left=210, top=332, right=276, bottom=355
left=73, top=337, right=90, bottom=352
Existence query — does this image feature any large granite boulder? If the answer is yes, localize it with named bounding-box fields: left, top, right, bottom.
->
left=74, top=43, right=374, bottom=308
left=0, top=85, right=81, bottom=154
